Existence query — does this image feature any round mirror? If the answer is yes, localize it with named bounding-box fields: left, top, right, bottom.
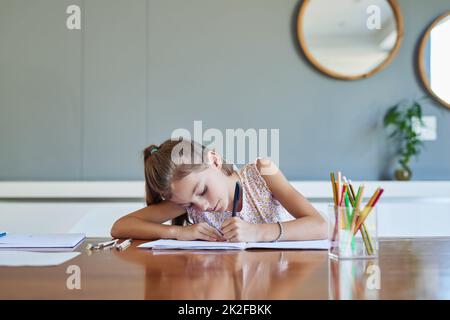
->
left=297, top=0, right=403, bottom=80
left=418, top=12, right=450, bottom=110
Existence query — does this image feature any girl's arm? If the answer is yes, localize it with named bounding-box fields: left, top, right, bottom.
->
left=110, top=200, right=186, bottom=240
left=111, top=200, right=225, bottom=241
left=256, top=158, right=327, bottom=241
left=221, top=158, right=327, bottom=242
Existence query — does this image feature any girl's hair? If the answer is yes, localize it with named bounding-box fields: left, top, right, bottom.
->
left=143, top=137, right=235, bottom=226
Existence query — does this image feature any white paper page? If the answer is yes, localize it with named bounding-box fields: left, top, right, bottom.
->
left=246, top=240, right=329, bottom=250
left=0, top=233, right=85, bottom=248
left=0, top=251, right=81, bottom=267
left=151, top=250, right=237, bottom=255
left=138, top=239, right=246, bottom=250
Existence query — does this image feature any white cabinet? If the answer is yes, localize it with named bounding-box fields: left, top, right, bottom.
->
left=1, top=181, right=450, bottom=237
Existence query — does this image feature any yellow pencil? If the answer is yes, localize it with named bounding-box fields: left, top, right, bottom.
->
left=330, top=172, right=339, bottom=242
left=330, top=172, right=338, bottom=206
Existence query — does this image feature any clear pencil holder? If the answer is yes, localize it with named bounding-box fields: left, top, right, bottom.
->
left=328, top=204, right=378, bottom=259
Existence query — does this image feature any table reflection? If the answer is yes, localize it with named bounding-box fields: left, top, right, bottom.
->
left=328, top=258, right=380, bottom=300
left=113, top=248, right=327, bottom=299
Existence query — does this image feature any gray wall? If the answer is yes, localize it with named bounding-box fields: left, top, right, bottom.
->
left=1, top=0, right=449, bottom=181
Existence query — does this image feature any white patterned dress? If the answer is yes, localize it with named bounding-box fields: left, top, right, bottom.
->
left=186, top=158, right=295, bottom=230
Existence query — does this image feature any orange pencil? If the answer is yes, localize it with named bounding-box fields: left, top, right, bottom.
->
left=354, top=188, right=384, bottom=234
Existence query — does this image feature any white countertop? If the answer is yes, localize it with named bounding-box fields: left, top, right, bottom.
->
left=1, top=181, right=449, bottom=199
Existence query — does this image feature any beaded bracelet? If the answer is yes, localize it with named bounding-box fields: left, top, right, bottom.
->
left=273, top=221, right=284, bottom=242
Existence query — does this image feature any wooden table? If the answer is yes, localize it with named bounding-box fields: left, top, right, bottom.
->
left=1, top=238, right=450, bottom=299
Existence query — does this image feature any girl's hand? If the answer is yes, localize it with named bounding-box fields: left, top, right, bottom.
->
left=221, top=217, right=258, bottom=242
left=177, top=222, right=226, bottom=242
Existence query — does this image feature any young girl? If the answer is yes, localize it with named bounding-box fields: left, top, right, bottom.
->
left=111, top=138, right=327, bottom=242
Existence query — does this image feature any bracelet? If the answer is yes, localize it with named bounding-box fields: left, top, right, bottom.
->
left=273, top=221, right=284, bottom=242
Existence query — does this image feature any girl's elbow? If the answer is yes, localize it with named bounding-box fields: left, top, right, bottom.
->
left=110, top=218, right=125, bottom=239
left=110, top=228, right=119, bottom=239
left=316, top=215, right=328, bottom=239
left=110, top=224, right=120, bottom=239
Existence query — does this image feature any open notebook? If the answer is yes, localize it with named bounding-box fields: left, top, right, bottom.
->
left=138, top=239, right=329, bottom=250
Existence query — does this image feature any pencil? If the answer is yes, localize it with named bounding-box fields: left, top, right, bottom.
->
left=348, top=179, right=357, bottom=202
left=339, top=185, right=348, bottom=228
left=350, top=184, right=364, bottom=231
left=358, top=188, right=382, bottom=223
left=354, top=188, right=384, bottom=234
left=344, top=191, right=352, bottom=225
left=330, top=172, right=338, bottom=206
left=339, top=184, right=347, bottom=207
left=330, top=172, right=339, bottom=242
left=360, top=224, right=373, bottom=255
left=337, top=171, right=342, bottom=205
left=355, top=185, right=375, bottom=255
left=343, top=177, right=354, bottom=206
left=345, top=178, right=356, bottom=207
left=361, top=223, right=374, bottom=255
left=346, top=185, right=366, bottom=254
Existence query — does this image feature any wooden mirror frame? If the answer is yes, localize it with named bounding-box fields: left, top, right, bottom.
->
left=418, top=11, right=450, bottom=110
left=297, top=0, right=404, bottom=81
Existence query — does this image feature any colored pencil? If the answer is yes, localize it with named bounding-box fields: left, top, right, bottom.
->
left=339, top=184, right=347, bottom=207
left=348, top=179, right=357, bottom=202
left=330, top=172, right=338, bottom=206
left=337, top=171, right=342, bottom=205
left=354, top=188, right=384, bottom=234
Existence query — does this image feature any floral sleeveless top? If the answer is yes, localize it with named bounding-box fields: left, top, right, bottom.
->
left=186, top=158, right=295, bottom=230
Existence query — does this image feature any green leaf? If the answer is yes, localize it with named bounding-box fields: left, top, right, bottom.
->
left=383, top=106, right=399, bottom=127
left=412, top=102, right=422, bottom=119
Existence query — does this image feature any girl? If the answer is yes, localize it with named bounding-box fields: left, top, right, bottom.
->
left=111, top=138, right=327, bottom=242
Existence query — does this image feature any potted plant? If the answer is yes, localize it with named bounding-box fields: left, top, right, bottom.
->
left=383, top=99, right=426, bottom=180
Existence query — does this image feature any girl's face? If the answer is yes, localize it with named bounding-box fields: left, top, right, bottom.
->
left=169, top=159, right=234, bottom=213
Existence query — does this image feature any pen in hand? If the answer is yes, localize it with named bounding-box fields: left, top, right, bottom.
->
left=219, top=181, right=240, bottom=242
left=232, top=181, right=240, bottom=218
